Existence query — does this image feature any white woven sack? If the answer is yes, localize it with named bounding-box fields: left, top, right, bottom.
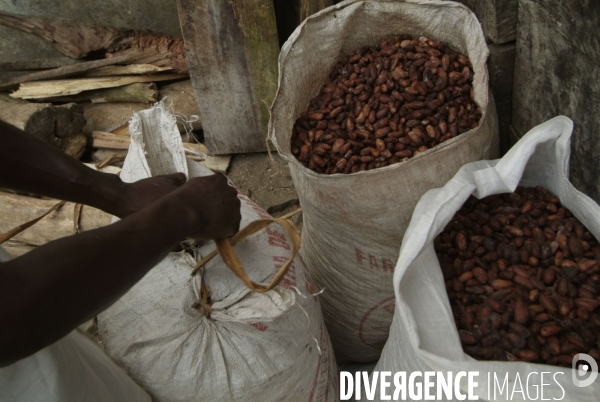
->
left=269, top=0, right=499, bottom=362
left=98, top=104, right=338, bottom=402
left=373, top=116, right=600, bottom=401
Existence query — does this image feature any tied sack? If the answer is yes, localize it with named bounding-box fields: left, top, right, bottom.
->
left=269, top=0, right=498, bottom=362
left=97, top=103, right=338, bottom=402
left=373, top=116, right=599, bottom=401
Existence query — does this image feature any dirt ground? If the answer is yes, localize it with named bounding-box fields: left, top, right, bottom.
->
left=227, top=151, right=302, bottom=229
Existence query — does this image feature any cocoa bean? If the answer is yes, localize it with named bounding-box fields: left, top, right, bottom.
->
left=436, top=185, right=600, bottom=369
left=292, top=35, right=480, bottom=174
left=540, top=324, right=562, bottom=337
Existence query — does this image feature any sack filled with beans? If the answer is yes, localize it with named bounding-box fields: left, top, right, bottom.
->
left=269, top=0, right=498, bottom=362
left=373, top=117, right=599, bottom=400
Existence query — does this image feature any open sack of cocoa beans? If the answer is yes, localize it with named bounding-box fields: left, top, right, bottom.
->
left=372, top=116, right=600, bottom=400
left=269, top=0, right=498, bottom=362
left=97, top=103, right=338, bottom=402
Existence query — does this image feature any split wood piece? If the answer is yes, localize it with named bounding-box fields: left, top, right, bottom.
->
left=110, top=123, right=131, bottom=137
left=191, top=218, right=301, bottom=293
left=43, top=83, right=159, bottom=104
left=10, top=74, right=187, bottom=99
left=0, top=100, right=86, bottom=149
left=0, top=192, right=112, bottom=246
left=63, top=132, right=88, bottom=160
left=183, top=143, right=231, bottom=173
left=92, top=131, right=231, bottom=173
left=0, top=11, right=188, bottom=73
left=83, top=64, right=173, bottom=77
left=0, top=57, right=81, bottom=71
left=92, top=131, right=131, bottom=150
left=177, top=0, right=279, bottom=154
left=95, top=152, right=128, bottom=170
left=0, top=54, right=131, bottom=91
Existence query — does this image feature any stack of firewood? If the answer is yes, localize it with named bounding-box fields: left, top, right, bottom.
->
left=0, top=11, right=234, bottom=258
left=0, top=11, right=230, bottom=173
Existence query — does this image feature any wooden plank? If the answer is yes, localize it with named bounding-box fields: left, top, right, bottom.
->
left=457, top=0, right=517, bottom=44
left=83, top=64, right=173, bottom=77
left=513, top=0, right=600, bottom=202
left=183, top=143, right=232, bottom=173
left=42, top=83, right=158, bottom=104
left=0, top=54, right=131, bottom=90
left=110, top=123, right=131, bottom=137
left=92, top=131, right=231, bottom=172
left=177, top=0, right=279, bottom=154
left=0, top=192, right=112, bottom=247
left=92, top=131, right=131, bottom=150
left=0, top=57, right=81, bottom=71
left=10, top=74, right=188, bottom=99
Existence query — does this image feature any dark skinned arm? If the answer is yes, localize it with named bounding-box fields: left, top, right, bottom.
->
left=0, top=121, right=242, bottom=367
left=0, top=120, right=186, bottom=218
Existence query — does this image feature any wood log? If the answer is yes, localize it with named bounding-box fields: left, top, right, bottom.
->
left=92, top=131, right=231, bottom=172
left=457, top=0, right=518, bottom=44
left=513, top=0, right=600, bottom=202
left=0, top=100, right=86, bottom=148
left=0, top=57, right=80, bottom=71
left=177, top=0, right=279, bottom=154
left=0, top=11, right=188, bottom=73
left=0, top=192, right=113, bottom=247
left=9, top=74, right=187, bottom=99
left=83, top=102, right=147, bottom=133
left=159, top=79, right=202, bottom=132
left=83, top=64, right=173, bottom=77
left=43, top=83, right=158, bottom=104
left=0, top=54, right=131, bottom=90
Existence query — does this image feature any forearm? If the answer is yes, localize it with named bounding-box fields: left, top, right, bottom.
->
left=0, top=201, right=185, bottom=366
left=0, top=120, right=125, bottom=214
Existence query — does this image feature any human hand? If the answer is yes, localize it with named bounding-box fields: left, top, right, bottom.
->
left=113, top=173, right=187, bottom=218
left=157, top=174, right=242, bottom=241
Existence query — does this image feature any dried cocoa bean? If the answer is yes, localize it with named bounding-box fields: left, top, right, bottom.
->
left=292, top=35, right=480, bottom=174
left=435, top=186, right=600, bottom=369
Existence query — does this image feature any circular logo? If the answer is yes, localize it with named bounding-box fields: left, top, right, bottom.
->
left=358, top=296, right=396, bottom=349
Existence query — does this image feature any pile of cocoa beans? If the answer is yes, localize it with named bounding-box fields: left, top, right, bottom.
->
left=434, top=186, right=600, bottom=367
left=291, top=35, right=482, bottom=174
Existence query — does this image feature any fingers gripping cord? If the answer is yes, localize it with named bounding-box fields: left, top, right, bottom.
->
left=191, top=218, right=301, bottom=293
